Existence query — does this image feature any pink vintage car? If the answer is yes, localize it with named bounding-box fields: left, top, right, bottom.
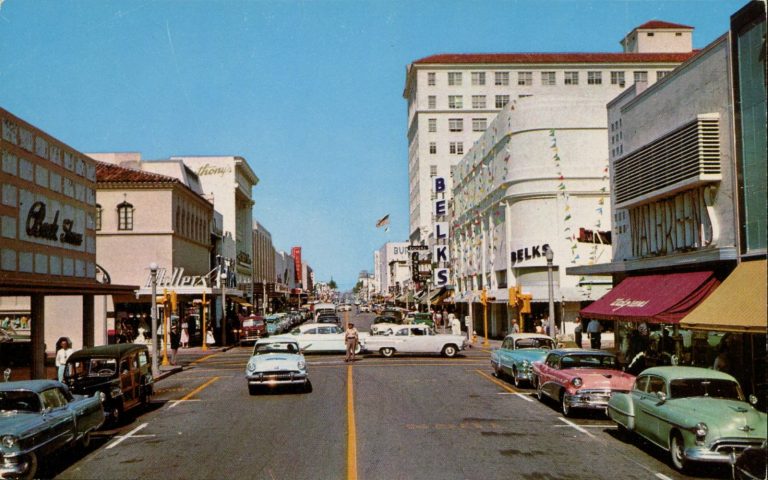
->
left=532, top=348, right=635, bottom=416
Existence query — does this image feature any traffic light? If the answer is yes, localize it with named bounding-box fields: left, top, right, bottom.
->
left=509, top=285, right=532, bottom=313
left=170, top=290, right=178, bottom=313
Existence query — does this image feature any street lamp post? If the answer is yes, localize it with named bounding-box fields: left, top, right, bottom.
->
left=149, top=263, right=159, bottom=378
left=545, top=247, right=556, bottom=341
left=220, top=258, right=228, bottom=347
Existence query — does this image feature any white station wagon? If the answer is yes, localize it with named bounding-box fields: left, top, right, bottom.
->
left=277, top=323, right=368, bottom=354
left=365, top=324, right=468, bottom=358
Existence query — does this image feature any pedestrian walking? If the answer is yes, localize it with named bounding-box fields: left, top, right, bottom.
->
left=180, top=320, right=189, bottom=348
left=587, top=318, right=602, bottom=349
left=344, top=322, right=359, bottom=362
left=55, top=337, right=74, bottom=382
left=574, top=318, right=583, bottom=348
left=534, top=320, right=544, bottom=334
left=511, top=322, right=520, bottom=334
left=170, top=324, right=181, bottom=365
left=450, top=314, right=461, bottom=335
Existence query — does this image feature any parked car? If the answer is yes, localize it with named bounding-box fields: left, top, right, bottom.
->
left=532, top=349, right=634, bottom=417
left=405, top=312, right=434, bottom=327
left=359, top=305, right=370, bottom=313
left=491, top=333, right=555, bottom=387
left=245, top=338, right=310, bottom=394
left=316, top=314, right=342, bottom=326
left=278, top=323, right=368, bottom=354
left=607, top=366, right=767, bottom=472
left=265, top=315, right=283, bottom=335
left=0, top=380, right=104, bottom=480
left=365, top=324, right=468, bottom=358
left=64, top=343, right=153, bottom=425
left=240, top=315, right=266, bottom=344
left=370, top=315, right=402, bottom=335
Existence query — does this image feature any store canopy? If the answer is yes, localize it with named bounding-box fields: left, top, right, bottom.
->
left=580, top=271, right=719, bottom=324
left=680, top=260, right=767, bottom=334
left=229, top=295, right=253, bottom=307
left=429, top=287, right=452, bottom=305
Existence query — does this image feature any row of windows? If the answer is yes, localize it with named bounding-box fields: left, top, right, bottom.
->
left=95, top=201, right=208, bottom=242
left=427, top=70, right=670, bottom=88
left=95, top=202, right=134, bottom=231
left=428, top=142, right=464, bottom=155
left=428, top=94, right=510, bottom=109
left=430, top=117, right=487, bottom=133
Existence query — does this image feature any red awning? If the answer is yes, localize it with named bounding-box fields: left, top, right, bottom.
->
left=580, top=271, right=719, bottom=324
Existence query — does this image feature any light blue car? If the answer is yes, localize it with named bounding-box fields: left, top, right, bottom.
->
left=491, top=333, right=555, bottom=387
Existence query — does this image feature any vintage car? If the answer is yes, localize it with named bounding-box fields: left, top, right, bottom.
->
left=265, top=315, right=284, bottom=335
left=532, top=349, right=635, bottom=416
left=245, top=338, right=310, bottom=394
left=607, top=366, right=767, bottom=472
left=491, top=333, right=555, bottom=387
left=278, top=323, right=368, bottom=354
left=370, top=315, right=402, bottom=335
left=64, top=343, right=153, bottom=425
left=239, top=315, right=266, bottom=344
left=0, top=380, right=104, bottom=480
left=365, top=324, right=468, bottom=358
left=405, top=312, right=434, bottom=327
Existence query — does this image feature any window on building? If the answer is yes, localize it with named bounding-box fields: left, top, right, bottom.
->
left=610, top=71, right=625, bottom=86
left=117, top=201, right=133, bottom=231
left=494, top=71, right=509, bottom=86
left=427, top=72, right=436, bottom=86
left=634, top=71, right=648, bottom=83
left=449, top=142, right=464, bottom=155
left=428, top=118, right=437, bottom=132
left=517, top=71, right=533, bottom=86
left=471, top=72, right=486, bottom=86
left=448, top=118, right=463, bottom=132
left=448, top=95, right=463, bottom=109
left=472, top=118, right=487, bottom=132
left=564, top=71, right=579, bottom=85
left=430, top=165, right=437, bottom=176
left=587, top=71, right=602, bottom=85
left=428, top=95, right=436, bottom=109
left=95, top=204, right=102, bottom=231
left=472, top=95, right=486, bottom=109
left=495, top=95, right=510, bottom=108
left=647, top=32, right=654, bottom=37
left=657, top=70, right=670, bottom=80
left=448, top=72, right=462, bottom=86
left=541, top=71, right=556, bottom=86
left=429, top=142, right=436, bottom=154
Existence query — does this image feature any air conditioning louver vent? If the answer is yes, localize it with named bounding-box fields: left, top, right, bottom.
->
left=614, top=114, right=721, bottom=208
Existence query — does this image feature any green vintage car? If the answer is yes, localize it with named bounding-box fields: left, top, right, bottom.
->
left=0, top=380, right=104, bottom=480
left=608, top=366, right=766, bottom=472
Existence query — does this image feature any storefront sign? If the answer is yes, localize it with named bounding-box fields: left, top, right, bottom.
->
left=609, top=297, right=650, bottom=312
left=292, top=247, right=302, bottom=284
left=144, top=267, right=209, bottom=288
left=25, top=201, right=83, bottom=246
left=196, top=163, right=232, bottom=177
left=510, top=243, right=550, bottom=266
left=432, top=176, right=450, bottom=286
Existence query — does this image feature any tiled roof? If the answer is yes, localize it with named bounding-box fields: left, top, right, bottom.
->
left=96, top=161, right=179, bottom=184
left=412, top=51, right=698, bottom=65
left=635, top=20, right=694, bottom=30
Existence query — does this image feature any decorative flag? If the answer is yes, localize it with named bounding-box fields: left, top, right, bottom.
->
left=375, top=214, right=390, bottom=228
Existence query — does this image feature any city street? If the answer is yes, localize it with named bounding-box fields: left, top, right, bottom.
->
left=44, top=313, right=732, bottom=480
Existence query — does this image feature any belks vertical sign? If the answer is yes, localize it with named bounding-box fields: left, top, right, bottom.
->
left=433, top=177, right=450, bottom=287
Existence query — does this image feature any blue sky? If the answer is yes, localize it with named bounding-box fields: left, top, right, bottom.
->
left=0, top=0, right=744, bottom=289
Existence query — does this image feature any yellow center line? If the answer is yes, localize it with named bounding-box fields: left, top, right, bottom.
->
left=347, top=365, right=357, bottom=480
left=180, top=376, right=219, bottom=401
left=474, top=369, right=521, bottom=393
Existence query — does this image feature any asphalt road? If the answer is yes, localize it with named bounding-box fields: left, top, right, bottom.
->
left=48, top=312, right=733, bottom=480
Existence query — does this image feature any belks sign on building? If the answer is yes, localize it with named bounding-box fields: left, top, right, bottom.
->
left=433, top=177, right=449, bottom=287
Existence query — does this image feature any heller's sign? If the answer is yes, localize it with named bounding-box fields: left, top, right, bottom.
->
left=144, top=267, right=209, bottom=288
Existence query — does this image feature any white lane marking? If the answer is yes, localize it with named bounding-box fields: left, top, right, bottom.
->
left=553, top=424, right=614, bottom=428
left=557, top=417, right=595, bottom=438
left=168, top=398, right=202, bottom=409
left=515, top=393, right=534, bottom=402
left=106, top=423, right=148, bottom=449
left=655, top=474, right=674, bottom=480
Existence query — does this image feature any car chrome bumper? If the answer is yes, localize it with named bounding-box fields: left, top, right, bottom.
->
left=564, top=391, right=613, bottom=410
left=1, top=454, right=32, bottom=478
left=247, top=372, right=307, bottom=385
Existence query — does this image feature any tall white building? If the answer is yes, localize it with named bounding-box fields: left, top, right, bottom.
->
left=375, top=242, right=409, bottom=296
left=403, top=21, right=696, bottom=244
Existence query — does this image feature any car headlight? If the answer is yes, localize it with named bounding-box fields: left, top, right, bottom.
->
left=695, top=422, right=708, bottom=440
left=1, top=435, right=18, bottom=448
left=246, top=361, right=257, bottom=373
left=297, top=360, right=306, bottom=370
left=522, top=360, right=531, bottom=368
left=98, top=390, right=107, bottom=403
left=110, top=386, right=122, bottom=398
left=572, top=377, right=583, bottom=388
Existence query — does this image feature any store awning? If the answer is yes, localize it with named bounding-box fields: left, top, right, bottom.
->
left=580, top=271, right=719, bottom=324
left=229, top=295, right=253, bottom=307
left=429, top=287, right=453, bottom=305
left=680, top=260, right=767, bottom=333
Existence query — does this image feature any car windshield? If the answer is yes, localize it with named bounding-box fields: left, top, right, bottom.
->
left=253, top=342, right=299, bottom=355
left=515, top=338, right=554, bottom=349
left=88, top=358, right=118, bottom=376
left=561, top=354, right=617, bottom=369
left=669, top=378, right=744, bottom=401
left=0, top=390, right=41, bottom=413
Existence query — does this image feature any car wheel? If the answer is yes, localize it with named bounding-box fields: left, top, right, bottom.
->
left=512, top=367, right=521, bottom=387
left=535, top=376, right=544, bottom=401
left=442, top=345, right=458, bottom=358
left=561, top=392, right=572, bottom=417
left=354, top=343, right=362, bottom=355
left=380, top=347, right=395, bottom=358
left=670, top=432, right=688, bottom=472
left=80, top=430, right=92, bottom=449
left=20, top=452, right=37, bottom=480
left=109, top=403, right=123, bottom=426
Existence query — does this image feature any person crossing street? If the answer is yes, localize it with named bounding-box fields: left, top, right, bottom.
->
left=345, top=322, right=359, bottom=362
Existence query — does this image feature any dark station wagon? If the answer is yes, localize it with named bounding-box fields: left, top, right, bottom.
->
left=64, top=344, right=153, bottom=424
